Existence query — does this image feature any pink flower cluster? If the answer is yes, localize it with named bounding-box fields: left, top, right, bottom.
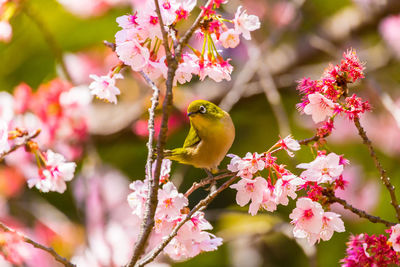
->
left=297, top=49, right=370, bottom=123
left=0, top=79, right=87, bottom=193
left=89, top=0, right=260, bottom=103
left=341, top=232, right=400, bottom=266
left=56, top=0, right=130, bottom=18
left=289, top=198, right=345, bottom=246
left=228, top=135, right=303, bottom=215
left=0, top=231, right=26, bottom=265
left=228, top=136, right=348, bottom=245
left=128, top=159, right=222, bottom=260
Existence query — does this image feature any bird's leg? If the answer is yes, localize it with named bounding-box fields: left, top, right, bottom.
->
left=203, top=169, right=217, bottom=192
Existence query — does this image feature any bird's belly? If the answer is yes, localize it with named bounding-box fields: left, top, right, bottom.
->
left=190, top=130, right=234, bottom=170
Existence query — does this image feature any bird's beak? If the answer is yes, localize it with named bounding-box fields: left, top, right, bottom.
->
left=187, top=111, right=197, bottom=117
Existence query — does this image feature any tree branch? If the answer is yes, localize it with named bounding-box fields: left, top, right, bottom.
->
left=136, top=175, right=238, bottom=267
left=323, top=189, right=395, bottom=227
left=127, top=0, right=180, bottom=264
left=353, top=117, right=400, bottom=222
left=184, top=172, right=235, bottom=197
left=0, top=221, right=75, bottom=267
left=0, top=130, right=41, bottom=161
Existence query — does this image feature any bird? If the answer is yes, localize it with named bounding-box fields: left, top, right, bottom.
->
left=165, top=100, right=235, bottom=176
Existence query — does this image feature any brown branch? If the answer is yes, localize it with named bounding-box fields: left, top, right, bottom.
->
left=297, top=133, right=329, bottom=146
left=353, top=117, right=400, bottom=222
left=127, top=0, right=179, bottom=264
left=0, top=221, right=75, bottom=267
left=0, top=130, right=41, bottom=161
left=323, top=190, right=395, bottom=227
left=136, top=175, right=238, bottom=267
left=184, top=172, right=235, bottom=197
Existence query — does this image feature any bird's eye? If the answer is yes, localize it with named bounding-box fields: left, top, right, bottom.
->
left=199, top=105, right=206, bottom=114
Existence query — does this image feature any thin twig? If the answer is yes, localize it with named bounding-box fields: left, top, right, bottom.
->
left=0, top=221, right=76, bottom=267
left=0, top=130, right=41, bottom=161
left=297, top=133, right=329, bottom=146
left=22, top=5, right=72, bottom=82
left=184, top=172, right=235, bottom=197
left=323, top=190, right=395, bottom=227
left=353, top=117, right=400, bottom=222
left=136, top=175, right=238, bottom=267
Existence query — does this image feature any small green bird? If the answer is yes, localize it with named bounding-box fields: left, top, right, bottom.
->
left=165, top=100, right=235, bottom=174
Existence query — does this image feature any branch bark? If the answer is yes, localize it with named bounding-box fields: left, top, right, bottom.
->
left=0, top=221, right=76, bottom=267
left=353, top=117, right=400, bottom=222
left=323, top=189, right=395, bottom=227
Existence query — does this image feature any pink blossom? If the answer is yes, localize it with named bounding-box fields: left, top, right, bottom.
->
left=0, top=20, right=12, bottom=43
left=116, top=40, right=150, bottom=71
left=277, top=135, right=300, bottom=157
left=116, top=14, right=138, bottom=29
left=289, top=198, right=324, bottom=236
left=230, top=177, right=268, bottom=215
left=233, top=6, right=260, bottom=40
left=297, top=152, right=344, bottom=184
left=127, top=180, right=148, bottom=217
left=274, top=174, right=305, bottom=205
left=227, top=152, right=265, bottom=179
left=89, top=73, right=123, bottom=104
left=174, top=54, right=200, bottom=85
left=0, top=120, right=9, bottom=154
left=27, top=150, right=77, bottom=193
left=219, top=29, right=240, bottom=48
left=380, top=14, right=400, bottom=59
left=319, top=212, right=345, bottom=242
left=156, top=182, right=188, bottom=219
left=0, top=92, right=14, bottom=123
left=388, top=224, right=400, bottom=252
left=303, top=93, right=336, bottom=123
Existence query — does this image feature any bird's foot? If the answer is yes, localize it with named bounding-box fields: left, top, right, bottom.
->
left=204, top=169, right=217, bottom=192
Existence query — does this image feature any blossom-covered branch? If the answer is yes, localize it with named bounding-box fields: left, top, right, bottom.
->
left=0, top=129, right=40, bottom=161
left=136, top=175, right=238, bottom=267
left=353, top=117, right=400, bottom=222
left=0, top=221, right=76, bottom=267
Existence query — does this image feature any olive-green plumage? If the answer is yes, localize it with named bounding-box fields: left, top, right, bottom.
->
left=165, top=100, right=235, bottom=172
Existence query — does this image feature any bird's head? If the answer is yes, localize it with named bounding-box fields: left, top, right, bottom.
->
left=187, top=100, right=225, bottom=121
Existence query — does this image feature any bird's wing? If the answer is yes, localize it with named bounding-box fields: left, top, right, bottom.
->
left=183, top=122, right=201, bottom=148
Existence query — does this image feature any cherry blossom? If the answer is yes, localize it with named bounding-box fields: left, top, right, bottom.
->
left=115, top=40, right=150, bottom=71
left=219, top=29, right=240, bottom=48
left=0, top=120, right=9, bottom=154
left=303, top=93, right=336, bottom=123
left=297, top=152, right=344, bottom=184
left=380, top=14, right=400, bottom=59
left=89, top=73, right=123, bottom=104
left=156, top=182, right=188, bottom=219
left=27, top=149, right=77, bottom=193
left=388, top=224, right=400, bottom=252
left=230, top=177, right=268, bottom=215
left=318, top=212, right=345, bottom=242
left=274, top=174, right=305, bottom=205
left=277, top=135, right=300, bottom=157
left=227, top=152, right=265, bottom=179
left=289, top=198, right=324, bottom=238
left=233, top=6, right=261, bottom=40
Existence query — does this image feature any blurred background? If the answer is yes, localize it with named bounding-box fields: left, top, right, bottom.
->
left=1, top=0, right=400, bottom=266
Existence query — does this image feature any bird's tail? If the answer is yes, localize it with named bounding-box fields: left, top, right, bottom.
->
left=151, top=149, right=185, bottom=162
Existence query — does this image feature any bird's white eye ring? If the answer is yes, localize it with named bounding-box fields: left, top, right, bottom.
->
left=199, top=105, right=206, bottom=114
